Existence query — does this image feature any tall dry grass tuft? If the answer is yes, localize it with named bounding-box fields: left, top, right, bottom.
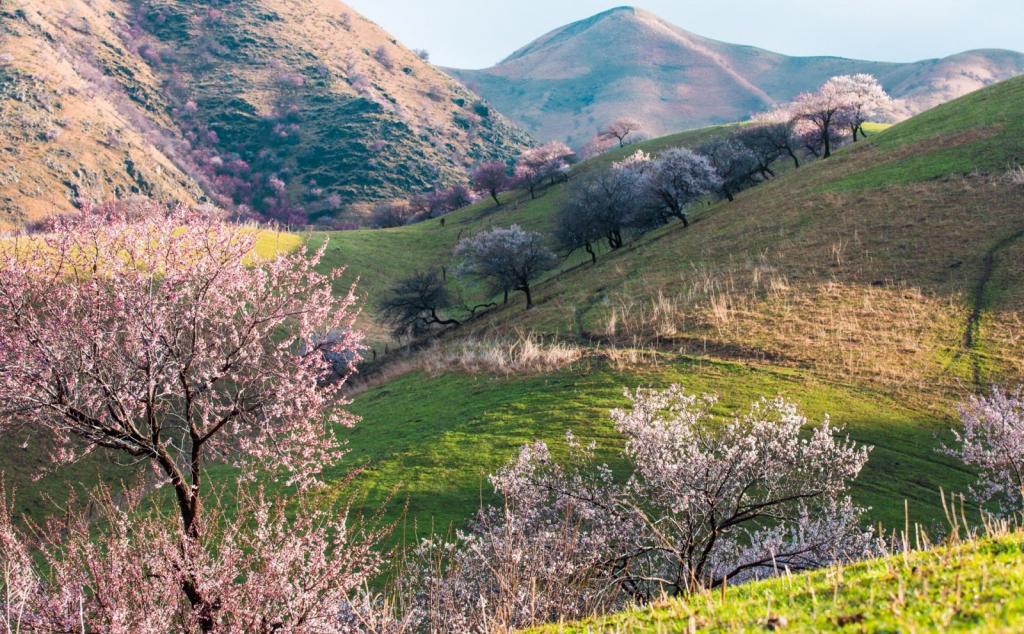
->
left=603, top=291, right=682, bottom=339
left=1006, top=164, right=1024, bottom=186
left=422, top=331, right=586, bottom=376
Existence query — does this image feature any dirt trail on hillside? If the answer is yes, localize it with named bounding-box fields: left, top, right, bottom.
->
left=963, top=227, right=1024, bottom=389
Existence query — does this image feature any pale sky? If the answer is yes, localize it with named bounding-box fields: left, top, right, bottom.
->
left=343, top=0, right=1024, bottom=69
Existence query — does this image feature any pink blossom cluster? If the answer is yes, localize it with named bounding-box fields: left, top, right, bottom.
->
left=0, top=204, right=373, bottom=630
left=0, top=486, right=389, bottom=633
left=513, top=142, right=576, bottom=199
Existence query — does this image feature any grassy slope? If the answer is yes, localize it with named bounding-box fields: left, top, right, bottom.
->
left=308, top=124, right=738, bottom=346
left=7, top=81, right=1022, bottom=551
left=333, top=359, right=973, bottom=542
left=467, top=78, right=1024, bottom=396
left=305, top=79, right=1024, bottom=542
left=530, top=532, right=1024, bottom=633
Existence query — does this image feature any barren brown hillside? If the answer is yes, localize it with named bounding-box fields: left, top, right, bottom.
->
left=0, top=0, right=205, bottom=228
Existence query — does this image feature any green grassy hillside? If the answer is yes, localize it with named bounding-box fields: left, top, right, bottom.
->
left=315, top=78, right=1024, bottom=540
left=334, top=358, right=973, bottom=541
left=465, top=76, right=1024, bottom=399
left=310, top=124, right=738, bottom=345
left=529, top=531, right=1024, bottom=632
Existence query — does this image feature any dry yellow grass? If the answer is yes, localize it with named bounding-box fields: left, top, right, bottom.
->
left=467, top=158, right=1024, bottom=402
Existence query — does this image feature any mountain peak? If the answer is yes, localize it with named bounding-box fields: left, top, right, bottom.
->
left=450, top=7, right=1024, bottom=146
left=593, top=6, right=639, bottom=18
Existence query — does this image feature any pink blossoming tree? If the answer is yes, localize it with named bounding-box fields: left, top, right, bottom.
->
left=470, top=161, right=511, bottom=206
left=598, top=118, right=644, bottom=148
left=514, top=142, right=576, bottom=199
left=0, top=203, right=380, bottom=631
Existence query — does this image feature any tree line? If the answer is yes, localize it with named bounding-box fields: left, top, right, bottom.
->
left=378, top=74, right=897, bottom=339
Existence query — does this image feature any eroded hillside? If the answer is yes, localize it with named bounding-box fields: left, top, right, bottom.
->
left=0, top=0, right=531, bottom=227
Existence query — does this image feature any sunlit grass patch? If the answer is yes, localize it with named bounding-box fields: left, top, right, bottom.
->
left=251, top=227, right=303, bottom=259
left=530, top=531, right=1024, bottom=633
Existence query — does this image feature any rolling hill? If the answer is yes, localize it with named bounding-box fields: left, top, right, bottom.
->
left=0, top=0, right=530, bottom=228
left=448, top=6, right=1024, bottom=146
left=311, top=76, right=1024, bottom=540
left=5, top=77, right=1023, bottom=577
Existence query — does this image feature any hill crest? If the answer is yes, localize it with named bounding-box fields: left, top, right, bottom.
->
left=449, top=8, right=1024, bottom=145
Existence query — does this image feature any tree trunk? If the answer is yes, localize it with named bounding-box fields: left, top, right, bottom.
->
left=585, top=242, right=597, bottom=264
left=523, top=283, right=533, bottom=309
left=159, top=456, right=216, bottom=632
left=788, top=148, right=800, bottom=169
left=608, top=230, right=623, bottom=249
left=823, top=121, right=832, bottom=158
left=680, top=214, right=689, bottom=228
left=491, top=190, right=501, bottom=206
left=503, top=288, right=509, bottom=304
left=430, top=308, right=460, bottom=327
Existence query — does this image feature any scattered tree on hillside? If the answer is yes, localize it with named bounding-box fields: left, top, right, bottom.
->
left=642, top=148, right=722, bottom=226
left=443, top=183, right=476, bottom=210
left=599, top=118, right=643, bottom=148
left=378, top=270, right=460, bottom=338
left=612, top=149, right=654, bottom=174
left=790, top=80, right=853, bottom=158
left=698, top=138, right=761, bottom=201
left=555, top=196, right=604, bottom=264
left=579, top=134, right=617, bottom=159
left=560, top=168, right=644, bottom=252
left=515, top=142, right=576, bottom=199
left=371, top=200, right=415, bottom=227
left=826, top=74, right=895, bottom=141
left=410, top=184, right=477, bottom=220
left=944, top=386, right=1024, bottom=514
left=408, top=386, right=876, bottom=631
left=471, top=161, right=512, bottom=206
left=736, top=117, right=798, bottom=172
left=455, top=225, right=556, bottom=309
left=0, top=204, right=376, bottom=630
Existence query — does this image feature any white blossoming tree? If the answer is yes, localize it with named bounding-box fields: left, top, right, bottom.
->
left=945, top=386, right=1024, bottom=513
left=409, top=386, right=877, bottom=631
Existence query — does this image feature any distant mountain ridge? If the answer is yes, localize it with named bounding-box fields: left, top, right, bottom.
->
left=448, top=6, right=1024, bottom=145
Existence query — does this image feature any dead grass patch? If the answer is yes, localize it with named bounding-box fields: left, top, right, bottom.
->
left=421, top=331, right=587, bottom=377
left=704, top=282, right=968, bottom=393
